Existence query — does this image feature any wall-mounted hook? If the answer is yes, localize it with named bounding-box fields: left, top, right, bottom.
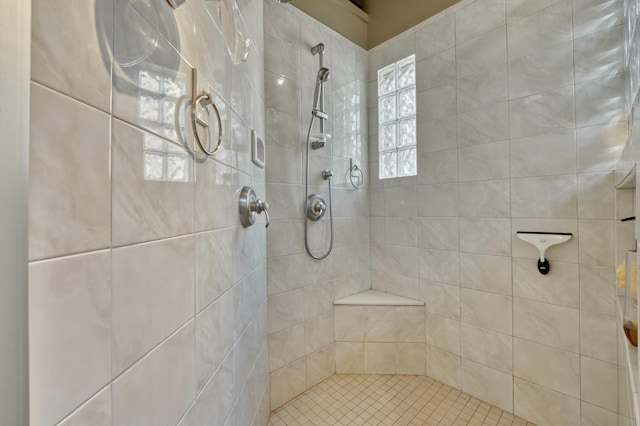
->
left=516, top=232, right=572, bottom=274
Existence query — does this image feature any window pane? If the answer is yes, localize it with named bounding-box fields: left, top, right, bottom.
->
left=397, top=56, right=415, bottom=89
left=379, top=94, right=396, bottom=124
left=398, top=118, right=416, bottom=147
left=378, top=63, right=396, bottom=96
left=380, top=151, right=397, bottom=179
left=379, top=122, right=396, bottom=151
left=398, top=147, right=417, bottom=177
left=397, top=88, right=416, bottom=118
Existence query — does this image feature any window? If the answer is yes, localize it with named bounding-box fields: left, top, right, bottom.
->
left=378, top=55, right=417, bottom=179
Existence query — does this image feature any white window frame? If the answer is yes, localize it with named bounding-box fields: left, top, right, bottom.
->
left=378, top=54, right=417, bottom=180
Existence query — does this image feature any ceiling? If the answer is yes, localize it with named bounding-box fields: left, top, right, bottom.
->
left=290, top=0, right=464, bottom=49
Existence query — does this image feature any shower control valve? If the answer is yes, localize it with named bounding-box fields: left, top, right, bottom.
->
left=239, top=186, right=270, bottom=228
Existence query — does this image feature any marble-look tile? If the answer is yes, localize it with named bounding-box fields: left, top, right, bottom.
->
left=265, top=72, right=300, bottom=116
left=513, top=258, right=580, bottom=309
left=266, top=145, right=302, bottom=185
left=457, top=64, right=508, bottom=113
left=196, top=356, right=234, bottom=426
left=514, top=338, right=580, bottom=397
left=335, top=306, right=364, bottom=342
left=417, top=81, right=457, bottom=122
left=573, top=0, right=623, bottom=39
left=386, top=245, right=419, bottom=278
left=194, top=157, right=237, bottom=232
left=580, top=265, right=616, bottom=315
left=460, top=253, right=512, bottom=296
left=514, top=378, right=581, bottom=426
left=195, top=291, right=234, bottom=392
left=264, top=0, right=301, bottom=49
left=111, top=120, right=194, bottom=246
left=576, top=122, right=628, bottom=173
left=264, top=33, right=300, bottom=82
left=396, top=343, right=426, bottom=375
left=459, top=218, right=511, bottom=256
left=581, top=356, right=618, bottom=412
left=575, top=73, right=626, bottom=128
left=507, top=0, right=572, bottom=61
left=417, top=149, right=458, bottom=184
left=31, top=0, right=113, bottom=111
left=574, top=25, right=624, bottom=84
left=266, top=220, right=304, bottom=257
left=304, top=282, right=335, bottom=320
left=578, top=172, right=615, bottom=219
left=423, top=281, right=461, bottom=320
left=426, top=345, right=461, bottom=389
left=513, top=298, right=579, bottom=352
left=506, top=0, right=565, bottom=21
left=57, top=385, right=111, bottom=426
left=363, top=307, right=395, bottom=342
left=113, top=321, right=195, bottom=426
left=417, top=115, right=458, bottom=153
left=417, top=184, right=459, bottom=217
left=395, top=307, right=426, bottom=343
left=581, top=401, right=618, bottom=426
left=459, top=180, right=510, bottom=218
left=462, top=359, right=513, bottom=412
left=385, top=217, right=418, bottom=247
left=581, top=310, right=617, bottom=363
left=266, top=184, right=303, bottom=220
left=265, top=109, right=301, bottom=150
left=384, top=186, right=417, bottom=217
left=511, top=218, right=579, bottom=263
left=456, top=26, right=507, bottom=79
left=336, top=342, right=364, bottom=374
left=418, top=217, right=460, bottom=251
left=416, top=48, right=456, bottom=92
left=415, top=13, right=455, bottom=60
left=510, top=129, right=576, bottom=178
left=420, top=250, right=460, bottom=285
left=508, top=42, right=574, bottom=99
left=457, top=102, right=509, bottom=147
left=509, top=85, right=575, bottom=139
left=29, top=251, right=111, bottom=426
left=455, top=0, right=505, bottom=44
left=195, top=229, right=233, bottom=312
left=425, top=313, right=461, bottom=355
left=267, top=288, right=305, bottom=335
left=306, top=344, right=335, bottom=388
left=270, top=358, right=306, bottom=410
left=364, top=343, right=396, bottom=374
left=305, top=312, right=334, bottom=354
left=458, top=141, right=510, bottom=182
left=461, top=288, right=512, bottom=334
left=380, top=31, right=415, bottom=67
left=461, top=324, right=513, bottom=374
left=112, top=236, right=195, bottom=376
left=579, top=219, right=615, bottom=267
left=511, top=175, right=577, bottom=218
left=29, top=84, right=111, bottom=261
left=269, top=324, right=305, bottom=372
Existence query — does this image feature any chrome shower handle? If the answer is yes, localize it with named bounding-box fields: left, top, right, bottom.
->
left=239, top=186, right=269, bottom=228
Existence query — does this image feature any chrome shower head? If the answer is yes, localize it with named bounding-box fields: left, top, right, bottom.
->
left=317, top=67, right=331, bottom=83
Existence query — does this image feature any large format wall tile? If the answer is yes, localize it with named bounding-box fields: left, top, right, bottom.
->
left=29, top=84, right=111, bottom=261
left=111, top=120, right=195, bottom=246
left=31, top=0, right=113, bottom=112
left=112, top=321, right=195, bottom=426
left=29, top=251, right=111, bottom=426
left=57, top=385, right=111, bottom=426
left=112, top=236, right=195, bottom=375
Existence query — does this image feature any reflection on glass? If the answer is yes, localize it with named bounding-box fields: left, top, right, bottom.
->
left=143, top=133, right=189, bottom=182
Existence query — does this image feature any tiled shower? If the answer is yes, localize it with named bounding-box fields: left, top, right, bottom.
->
left=25, top=0, right=631, bottom=425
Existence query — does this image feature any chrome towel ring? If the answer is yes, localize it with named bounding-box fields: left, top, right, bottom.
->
left=349, top=159, right=364, bottom=189
left=190, top=68, right=223, bottom=157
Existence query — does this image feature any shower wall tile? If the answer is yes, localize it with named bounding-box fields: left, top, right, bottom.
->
left=574, top=25, right=624, bottom=84
left=462, top=359, right=513, bottom=412
left=511, top=218, right=579, bottom=262
left=31, top=0, right=113, bottom=112
left=456, top=64, right=508, bottom=113
left=459, top=180, right=511, bottom=218
left=512, top=258, right=580, bottom=308
left=460, top=253, right=512, bottom=296
left=426, top=346, right=461, bottom=389
left=111, top=236, right=195, bottom=376
left=416, top=48, right=456, bottom=91
left=457, top=102, right=509, bottom=147
left=508, top=42, right=574, bottom=99
left=112, top=321, right=195, bottom=426
left=29, top=251, right=111, bottom=426
left=417, top=149, right=458, bottom=184
left=461, top=288, right=512, bottom=334
left=510, top=129, right=576, bottom=178
left=461, top=324, right=513, bottom=374
left=575, top=73, right=626, bottom=128
left=513, top=298, right=580, bottom=352
left=417, top=115, right=458, bottom=152
left=30, top=0, right=268, bottom=424
left=458, top=141, right=510, bottom=181
left=509, top=85, right=575, bottom=139
left=29, top=84, right=111, bottom=261
left=511, top=174, right=578, bottom=218
left=111, top=120, right=195, bottom=246
left=414, top=13, right=455, bottom=60
left=57, top=385, right=111, bottom=426
left=455, top=0, right=505, bottom=45
left=306, top=344, right=335, bottom=388
left=506, top=0, right=565, bottom=21
left=425, top=313, right=461, bottom=355
left=456, top=26, right=507, bottom=79
left=573, top=0, right=624, bottom=39
left=576, top=122, right=628, bottom=173
left=506, top=0, right=572, bottom=61
left=514, top=378, right=581, bottom=426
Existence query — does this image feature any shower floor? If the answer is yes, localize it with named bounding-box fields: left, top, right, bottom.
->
left=268, top=374, right=535, bottom=426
